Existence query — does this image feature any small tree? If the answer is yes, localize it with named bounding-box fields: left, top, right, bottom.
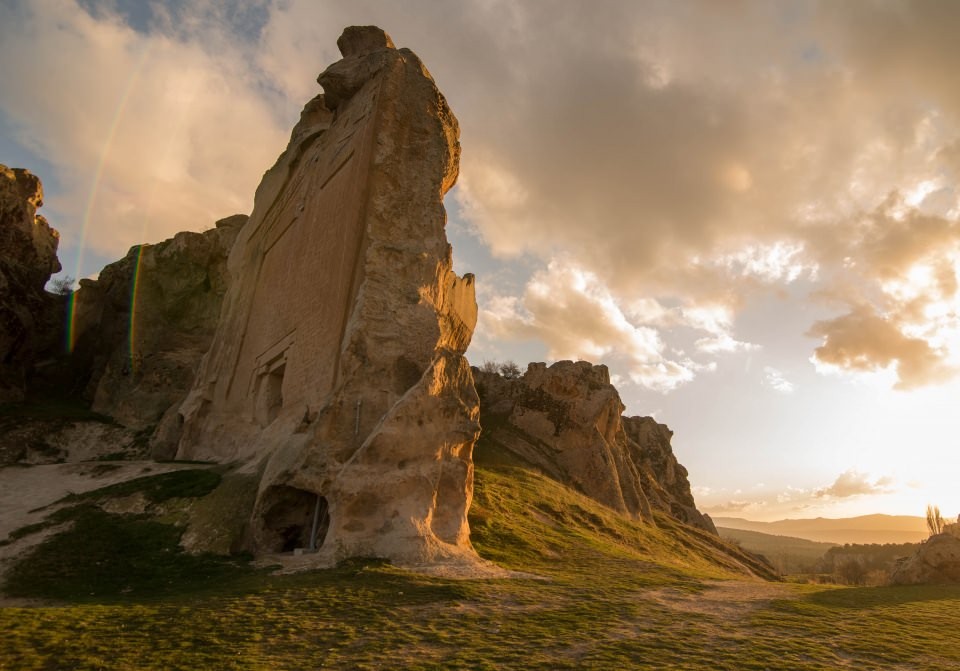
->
left=837, top=558, right=867, bottom=586
left=48, top=275, right=75, bottom=296
left=479, top=360, right=500, bottom=374
left=926, top=504, right=945, bottom=537
left=499, top=360, right=522, bottom=379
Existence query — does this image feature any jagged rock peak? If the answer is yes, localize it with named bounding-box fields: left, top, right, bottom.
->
left=337, top=25, right=395, bottom=57
left=318, top=27, right=403, bottom=111
left=474, top=360, right=717, bottom=534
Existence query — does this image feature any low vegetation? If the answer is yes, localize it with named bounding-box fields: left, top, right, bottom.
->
left=1, top=445, right=959, bottom=669
left=717, top=527, right=836, bottom=575
left=814, top=542, right=919, bottom=586
left=927, top=504, right=945, bottom=536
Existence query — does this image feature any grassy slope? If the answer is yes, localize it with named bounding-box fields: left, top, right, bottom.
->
left=0, top=442, right=958, bottom=670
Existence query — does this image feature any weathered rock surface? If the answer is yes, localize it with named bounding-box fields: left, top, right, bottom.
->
left=474, top=361, right=717, bottom=534
left=0, top=165, right=61, bottom=401
left=891, top=533, right=960, bottom=584
left=68, top=215, right=244, bottom=438
left=175, top=27, right=481, bottom=567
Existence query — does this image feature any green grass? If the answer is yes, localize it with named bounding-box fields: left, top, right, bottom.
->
left=1, top=441, right=959, bottom=669
left=0, top=397, right=113, bottom=424
left=61, top=468, right=222, bottom=505
left=3, top=505, right=255, bottom=602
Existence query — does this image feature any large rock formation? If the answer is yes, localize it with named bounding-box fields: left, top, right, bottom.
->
left=0, top=165, right=61, bottom=401
left=68, top=215, right=244, bottom=437
left=174, top=26, right=481, bottom=566
left=474, top=361, right=717, bottom=534
left=891, top=532, right=960, bottom=585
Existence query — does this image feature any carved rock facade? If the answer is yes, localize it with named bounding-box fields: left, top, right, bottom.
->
left=175, top=27, right=481, bottom=566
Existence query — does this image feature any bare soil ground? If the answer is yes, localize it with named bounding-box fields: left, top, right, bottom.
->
left=643, top=579, right=795, bottom=620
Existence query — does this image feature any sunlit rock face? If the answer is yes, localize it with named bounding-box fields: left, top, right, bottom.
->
left=891, top=532, right=960, bottom=585
left=474, top=360, right=717, bottom=534
left=0, top=165, right=61, bottom=401
left=175, top=26, right=481, bottom=566
left=68, top=215, right=245, bottom=440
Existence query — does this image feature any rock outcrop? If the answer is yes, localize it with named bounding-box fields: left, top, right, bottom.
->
left=891, top=532, right=960, bottom=585
left=0, top=165, right=61, bottom=401
left=474, top=361, right=717, bottom=534
left=68, top=215, right=244, bottom=439
left=174, top=26, right=481, bottom=566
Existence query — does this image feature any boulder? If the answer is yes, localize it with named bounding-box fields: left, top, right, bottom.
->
left=891, top=533, right=960, bottom=585
left=0, top=165, right=61, bottom=401
left=174, top=27, right=481, bottom=567
left=474, top=360, right=716, bottom=533
left=69, top=214, right=245, bottom=438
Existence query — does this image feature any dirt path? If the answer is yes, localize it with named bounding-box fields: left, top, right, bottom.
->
left=643, top=579, right=795, bottom=620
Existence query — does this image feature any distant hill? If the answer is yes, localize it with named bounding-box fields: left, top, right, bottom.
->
left=713, top=514, right=929, bottom=545
left=717, top=527, right=837, bottom=574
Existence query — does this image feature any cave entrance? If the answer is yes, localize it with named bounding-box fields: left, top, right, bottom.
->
left=261, top=485, right=330, bottom=553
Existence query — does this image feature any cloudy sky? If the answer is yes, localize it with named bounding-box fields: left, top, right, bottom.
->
left=3, top=0, right=959, bottom=522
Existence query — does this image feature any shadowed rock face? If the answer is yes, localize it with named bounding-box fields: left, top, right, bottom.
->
left=174, top=27, right=481, bottom=566
left=68, top=215, right=245, bottom=440
left=0, top=165, right=61, bottom=401
left=474, top=360, right=717, bottom=534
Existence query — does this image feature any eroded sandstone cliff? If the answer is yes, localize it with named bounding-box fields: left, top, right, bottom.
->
left=0, top=165, right=61, bottom=401
left=68, top=215, right=245, bottom=440
left=173, top=26, right=481, bottom=566
left=474, top=361, right=717, bottom=534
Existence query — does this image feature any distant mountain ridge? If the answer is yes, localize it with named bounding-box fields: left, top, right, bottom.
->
left=713, top=514, right=928, bottom=545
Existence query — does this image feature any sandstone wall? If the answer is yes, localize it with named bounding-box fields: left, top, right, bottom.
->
left=175, top=27, right=481, bottom=566
left=68, top=215, right=244, bottom=439
left=475, top=360, right=717, bottom=534
left=0, top=165, right=61, bottom=401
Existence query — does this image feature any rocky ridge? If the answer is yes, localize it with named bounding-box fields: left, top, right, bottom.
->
left=475, top=360, right=717, bottom=534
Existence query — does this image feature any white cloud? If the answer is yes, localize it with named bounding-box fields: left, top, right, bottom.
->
left=702, top=499, right=768, bottom=515
left=763, top=367, right=795, bottom=394
left=696, top=333, right=759, bottom=354
left=814, top=470, right=895, bottom=499
left=481, top=259, right=701, bottom=392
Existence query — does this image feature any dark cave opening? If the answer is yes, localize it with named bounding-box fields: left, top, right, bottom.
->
left=261, top=485, right=329, bottom=553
